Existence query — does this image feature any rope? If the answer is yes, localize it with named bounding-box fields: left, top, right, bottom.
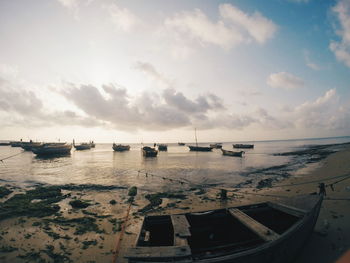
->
left=0, top=151, right=24, bottom=163
left=112, top=201, right=132, bottom=263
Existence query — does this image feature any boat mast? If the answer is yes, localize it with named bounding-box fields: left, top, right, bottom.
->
left=195, top=128, right=198, bottom=147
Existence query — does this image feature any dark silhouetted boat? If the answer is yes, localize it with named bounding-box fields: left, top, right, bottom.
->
left=0, top=142, right=10, bottom=146
left=233, top=144, right=254, bottom=149
left=21, top=141, right=42, bottom=151
left=32, top=143, right=72, bottom=156
left=221, top=149, right=244, bottom=157
left=125, top=194, right=323, bottom=263
left=10, top=141, right=23, bottom=147
left=210, top=143, right=223, bottom=149
left=73, top=140, right=91, bottom=150
left=113, top=143, right=130, bottom=152
left=178, top=142, right=186, bottom=146
left=158, top=144, right=168, bottom=151
left=142, top=146, right=158, bottom=157
left=188, top=129, right=212, bottom=152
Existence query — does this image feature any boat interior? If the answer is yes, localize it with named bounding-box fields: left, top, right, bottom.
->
left=135, top=202, right=303, bottom=260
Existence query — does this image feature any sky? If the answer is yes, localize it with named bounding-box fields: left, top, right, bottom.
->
left=0, top=0, right=350, bottom=143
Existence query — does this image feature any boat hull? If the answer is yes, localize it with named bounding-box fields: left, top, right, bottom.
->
left=233, top=144, right=254, bottom=149
left=188, top=146, right=212, bottom=152
left=126, top=194, right=323, bottom=263
left=113, top=145, right=130, bottom=152
left=221, top=149, right=243, bottom=157
left=142, top=147, right=158, bottom=157
left=32, top=145, right=72, bottom=156
left=74, top=144, right=91, bottom=150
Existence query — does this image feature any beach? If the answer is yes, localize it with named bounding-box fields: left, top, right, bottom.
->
left=0, top=142, right=349, bottom=262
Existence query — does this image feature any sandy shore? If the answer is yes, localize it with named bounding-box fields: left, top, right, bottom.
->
left=0, top=145, right=349, bottom=263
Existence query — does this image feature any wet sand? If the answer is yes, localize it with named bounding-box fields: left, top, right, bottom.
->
left=0, top=145, right=349, bottom=263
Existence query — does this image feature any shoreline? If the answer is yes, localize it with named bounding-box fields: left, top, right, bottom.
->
left=0, top=144, right=349, bottom=262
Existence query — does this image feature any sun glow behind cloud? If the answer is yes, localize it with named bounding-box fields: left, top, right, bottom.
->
left=0, top=0, right=349, bottom=142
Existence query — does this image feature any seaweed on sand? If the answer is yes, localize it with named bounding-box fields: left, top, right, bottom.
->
left=58, top=184, right=126, bottom=191
left=0, top=186, right=66, bottom=220
left=69, top=199, right=91, bottom=209
left=128, top=186, right=137, bottom=196
left=45, top=216, right=105, bottom=235
left=139, top=192, right=187, bottom=213
left=0, top=186, right=12, bottom=198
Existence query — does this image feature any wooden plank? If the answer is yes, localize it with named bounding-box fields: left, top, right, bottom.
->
left=125, top=246, right=191, bottom=259
left=171, top=215, right=191, bottom=237
left=228, top=208, right=280, bottom=242
left=267, top=201, right=307, bottom=218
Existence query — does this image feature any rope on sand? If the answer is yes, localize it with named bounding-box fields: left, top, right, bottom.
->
left=112, top=201, right=132, bottom=263
left=0, top=151, right=25, bottom=163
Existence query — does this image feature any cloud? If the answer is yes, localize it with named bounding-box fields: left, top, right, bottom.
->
left=164, top=3, right=277, bottom=50
left=267, top=72, right=304, bottom=90
left=330, top=0, right=350, bottom=67
left=106, top=3, right=142, bottom=32
left=304, top=50, right=321, bottom=70
left=134, top=61, right=170, bottom=87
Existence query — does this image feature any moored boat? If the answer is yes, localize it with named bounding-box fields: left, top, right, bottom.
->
left=178, top=142, right=186, bottom=146
left=233, top=144, right=254, bottom=149
left=158, top=144, right=168, bottom=151
left=10, top=141, right=23, bottom=147
left=32, top=143, right=72, bottom=156
left=210, top=143, right=223, bottom=149
left=113, top=143, right=130, bottom=152
left=125, top=193, right=323, bottom=263
left=142, top=146, right=158, bottom=157
left=221, top=149, right=244, bottom=157
left=0, top=142, right=11, bottom=146
left=21, top=141, right=42, bottom=151
left=74, top=143, right=91, bottom=150
left=188, top=145, right=212, bottom=152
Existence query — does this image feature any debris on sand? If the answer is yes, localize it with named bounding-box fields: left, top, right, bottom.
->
left=128, top=186, right=137, bottom=197
left=0, top=186, right=12, bottom=198
left=69, top=199, right=91, bottom=209
left=138, top=192, right=186, bottom=213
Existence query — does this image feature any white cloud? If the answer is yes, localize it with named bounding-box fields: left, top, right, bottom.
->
left=107, top=3, right=142, bottom=32
left=304, top=50, right=321, bottom=70
left=267, top=72, right=304, bottom=90
left=330, top=0, right=350, bottom=67
left=164, top=3, right=277, bottom=50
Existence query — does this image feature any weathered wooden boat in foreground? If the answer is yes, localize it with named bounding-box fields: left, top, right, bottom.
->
left=113, top=143, right=130, bottom=152
left=125, top=194, right=323, bottom=263
left=32, top=143, right=72, bottom=156
left=233, top=144, right=254, bottom=149
left=221, top=149, right=244, bottom=157
left=142, top=146, right=158, bottom=157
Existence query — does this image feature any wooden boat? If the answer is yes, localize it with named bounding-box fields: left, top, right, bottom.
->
left=233, top=144, right=254, bottom=149
left=32, top=143, right=72, bottom=156
left=125, top=194, right=323, bottom=263
left=158, top=144, right=168, bottom=151
left=74, top=143, right=91, bottom=150
left=21, top=142, right=42, bottom=151
left=178, top=142, right=186, bottom=146
left=188, top=145, right=212, bottom=152
left=10, top=141, right=23, bottom=147
left=142, top=146, right=158, bottom=157
left=113, top=143, right=130, bottom=152
left=0, top=142, right=10, bottom=146
left=188, top=129, right=212, bottom=152
left=210, top=143, right=223, bottom=149
left=221, top=149, right=244, bottom=157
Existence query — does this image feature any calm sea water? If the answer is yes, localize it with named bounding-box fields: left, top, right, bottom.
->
left=0, top=137, right=349, bottom=192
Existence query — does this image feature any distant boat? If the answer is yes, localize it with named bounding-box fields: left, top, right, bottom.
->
left=10, top=141, right=23, bottom=147
left=21, top=141, right=42, bottom=151
left=158, top=144, right=168, bottom=151
left=125, top=194, right=323, bottom=263
left=188, top=128, right=212, bottom=152
left=221, top=148, right=244, bottom=157
left=210, top=143, right=222, bottom=149
left=90, top=141, right=95, bottom=148
left=233, top=143, right=254, bottom=149
left=142, top=146, right=158, bottom=157
left=113, top=143, right=130, bottom=152
left=32, top=143, right=72, bottom=156
left=73, top=140, right=91, bottom=150
left=0, top=142, right=10, bottom=146
left=178, top=142, right=185, bottom=146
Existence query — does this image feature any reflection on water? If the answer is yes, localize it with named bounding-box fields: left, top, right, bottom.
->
left=0, top=137, right=349, bottom=192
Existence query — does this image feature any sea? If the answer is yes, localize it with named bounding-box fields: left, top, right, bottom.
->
left=1, top=137, right=350, bottom=193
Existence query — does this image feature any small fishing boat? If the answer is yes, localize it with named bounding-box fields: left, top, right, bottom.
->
left=188, top=129, right=212, bottom=152
left=73, top=140, right=91, bottom=150
left=10, top=141, right=23, bottom=147
left=158, top=144, right=168, bottom=151
left=113, top=143, right=130, bottom=152
left=0, top=142, right=10, bottom=146
left=210, top=143, right=223, bottom=149
left=125, top=193, right=323, bottom=263
left=233, top=144, right=254, bottom=149
left=178, top=142, right=186, bottom=146
left=21, top=141, right=42, bottom=151
left=142, top=146, right=158, bottom=157
left=221, top=149, right=244, bottom=157
left=32, top=143, right=72, bottom=156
